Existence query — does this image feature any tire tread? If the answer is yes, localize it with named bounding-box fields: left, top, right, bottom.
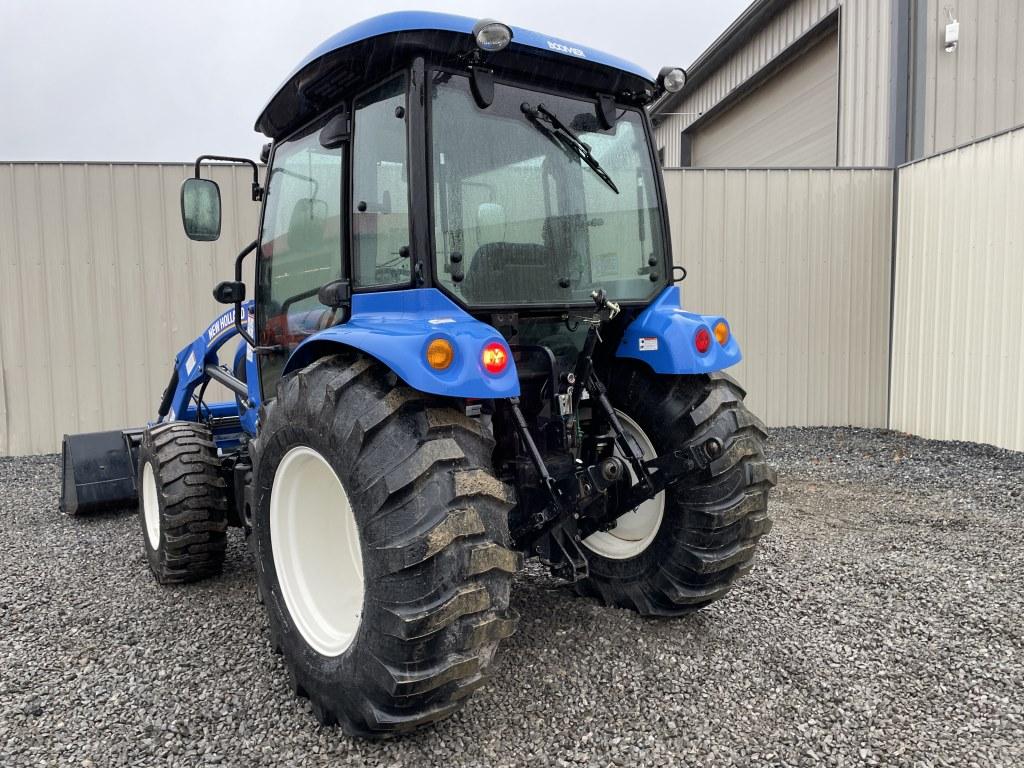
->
left=251, top=354, right=519, bottom=736
left=139, top=422, right=227, bottom=584
left=577, top=371, right=774, bottom=616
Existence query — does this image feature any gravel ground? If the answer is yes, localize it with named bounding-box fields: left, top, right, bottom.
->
left=1, top=427, right=1022, bottom=767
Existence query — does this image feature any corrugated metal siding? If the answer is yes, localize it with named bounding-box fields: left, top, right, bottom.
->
left=838, top=0, right=894, bottom=165
left=7, top=151, right=1018, bottom=453
left=655, top=0, right=840, bottom=166
left=917, top=0, right=1024, bottom=157
left=0, top=163, right=260, bottom=457
left=664, top=167, right=894, bottom=427
left=690, top=32, right=839, bottom=167
left=653, top=0, right=894, bottom=168
left=889, top=126, right=1024, bottom=451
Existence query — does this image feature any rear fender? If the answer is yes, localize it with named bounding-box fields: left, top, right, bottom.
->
left=283, top=288, right=520, bottom=399
left=616, top=285, right=741, bottom=374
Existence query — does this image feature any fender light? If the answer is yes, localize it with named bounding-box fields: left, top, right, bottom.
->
left=482, top=342, right=509, bottom=374
left=694, top=327, right=712, bottom=355
left=426, top=338, right=454, bottom=370
left=714, top=320, right=730, bottom=345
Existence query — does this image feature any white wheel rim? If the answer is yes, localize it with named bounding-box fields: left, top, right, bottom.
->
left=270, top=446, right=365, bottom=657
left=142, top=461, right=161, bottom=550
left=582, top=411, right=666, bottom=560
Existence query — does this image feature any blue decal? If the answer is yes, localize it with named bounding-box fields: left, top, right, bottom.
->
left=616, top=286, right=742, bottom=374
left=284, top=288, right=520, bottom=399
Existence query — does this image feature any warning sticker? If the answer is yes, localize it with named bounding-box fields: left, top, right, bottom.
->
left=639, top=337, right=659, bottom=352
left=185, top=351, right=197, bottom=374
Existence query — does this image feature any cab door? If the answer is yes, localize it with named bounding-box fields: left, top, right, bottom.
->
left=256, top=124, right=346, bottom=397
left=350, top=74, right=412, bottom=289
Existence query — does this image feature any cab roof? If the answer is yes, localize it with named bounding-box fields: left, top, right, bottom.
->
left=255, top=11, right=657, bottom=139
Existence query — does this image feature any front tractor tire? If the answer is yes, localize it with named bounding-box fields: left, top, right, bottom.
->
left=577, top=370, right=775, bottom=615
left=137, top=422, right=229, bottom=584
left=250, top=354, right=520, bottom=736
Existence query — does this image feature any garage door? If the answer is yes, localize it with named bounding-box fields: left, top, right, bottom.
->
left=689, top=31, right=839, bottom=167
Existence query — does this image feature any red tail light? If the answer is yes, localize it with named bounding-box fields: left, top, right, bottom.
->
left=694, top=327, right=712, bottom=354
left=482, top=342, right=509, bottom=374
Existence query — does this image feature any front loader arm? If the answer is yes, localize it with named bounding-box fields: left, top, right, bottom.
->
left=157, top=301, right=258, bottom=430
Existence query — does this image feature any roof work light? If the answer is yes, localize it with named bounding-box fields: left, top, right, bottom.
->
left=658, top=66, right=687, bottom=93
left=473, top=19, right=513, bottom=52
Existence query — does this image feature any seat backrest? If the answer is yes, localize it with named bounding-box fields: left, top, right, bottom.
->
left=287, top=198, right=326, bottom=253
left=462, top=242, right=553, bottom=303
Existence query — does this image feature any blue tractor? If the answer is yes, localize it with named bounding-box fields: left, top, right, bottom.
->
left=61, top=13, right=774, bottom=735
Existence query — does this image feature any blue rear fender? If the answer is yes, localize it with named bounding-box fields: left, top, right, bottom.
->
left=283, top=288, right=520, bottom=399
left=616, top=285, right=741, bottom=374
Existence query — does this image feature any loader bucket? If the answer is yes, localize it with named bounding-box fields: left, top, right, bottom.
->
left=60, top=430, right=141, bottom=516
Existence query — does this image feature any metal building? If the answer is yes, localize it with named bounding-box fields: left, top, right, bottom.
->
left=652, top=0, right=1024, bottom=168
left=649, top=0, right=1024, bottom=453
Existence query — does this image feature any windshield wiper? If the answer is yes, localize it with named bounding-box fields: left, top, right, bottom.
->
left=520, top=102, right=619, bottom=194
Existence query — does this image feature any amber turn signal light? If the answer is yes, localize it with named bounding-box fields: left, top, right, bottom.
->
left=426, top=338, right=454, bottom=370
left=714, top=320, right=730, bottom=345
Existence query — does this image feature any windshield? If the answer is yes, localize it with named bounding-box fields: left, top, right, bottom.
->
left=430, top=73, right=667, bottom=307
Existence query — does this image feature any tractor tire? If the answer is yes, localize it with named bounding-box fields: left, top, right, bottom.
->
left=250, top=354, right=519, bottom=736
left=576, top=370, right=775, bottom=616
left=138, top=422, right=229, bottom=584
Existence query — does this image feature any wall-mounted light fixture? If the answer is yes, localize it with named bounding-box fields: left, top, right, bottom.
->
left=944, top=8, right=959, bottom=53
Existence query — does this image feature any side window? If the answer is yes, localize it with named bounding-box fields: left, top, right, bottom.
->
left=579, top=122, right=663, bottom=283
left=352, top=76, right=410, bottom=287
left=257, top=126, right=344, bottom=393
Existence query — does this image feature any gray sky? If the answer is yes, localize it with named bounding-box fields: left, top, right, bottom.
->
left=1, top=0, right=748, bottom=162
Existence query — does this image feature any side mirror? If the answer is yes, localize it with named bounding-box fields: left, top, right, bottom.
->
left=180, top=177, right=222, bottom=241
left=318, top=278, right=351, bottom=309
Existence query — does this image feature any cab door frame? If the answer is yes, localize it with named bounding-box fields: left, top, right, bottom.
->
left=253, top=109, right=352, bottom=402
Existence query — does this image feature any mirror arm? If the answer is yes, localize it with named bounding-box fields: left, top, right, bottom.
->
left=194, top=155, right=264, bottom=201
left=233, top=239, right=259, bottom=347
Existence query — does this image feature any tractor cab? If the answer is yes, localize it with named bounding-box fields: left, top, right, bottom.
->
left=227, top=13, right=691, bottom=398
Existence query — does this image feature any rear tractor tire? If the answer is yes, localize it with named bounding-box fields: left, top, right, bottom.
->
left=577, top=370, right=775, bottom=615
left=250, top=354, right=520, bottom=736
left=137, top=422, right=229, bottom=584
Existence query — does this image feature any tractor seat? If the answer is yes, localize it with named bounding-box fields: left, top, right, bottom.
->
left=462, top=242, right=557, bottom=304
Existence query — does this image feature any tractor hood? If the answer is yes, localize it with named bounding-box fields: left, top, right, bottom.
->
left=256, top=11, right=657, bottom=139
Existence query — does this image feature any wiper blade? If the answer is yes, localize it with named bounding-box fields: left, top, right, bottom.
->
left=520, top=102, right=619, bottom=194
